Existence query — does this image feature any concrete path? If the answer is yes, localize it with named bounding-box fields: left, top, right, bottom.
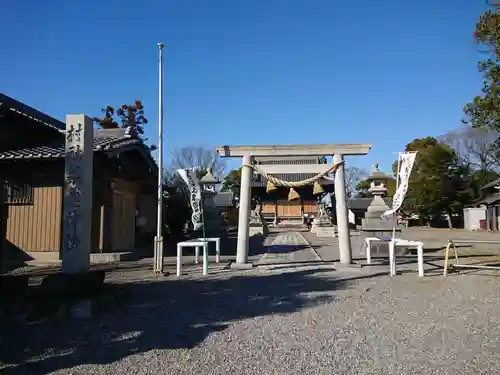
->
left=256, top=231, right=320, bottom=265
left=301, top=232, right=367, bottom=262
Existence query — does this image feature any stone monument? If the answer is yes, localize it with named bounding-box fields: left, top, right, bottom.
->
left=311, top=193, right=336, bottom=237
left=360, top=164, right=399, bottom=236
left=61, top=115, right=94, bottom=274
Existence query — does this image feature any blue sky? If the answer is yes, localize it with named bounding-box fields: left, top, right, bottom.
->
left=1, top=0, right=487, bottom=174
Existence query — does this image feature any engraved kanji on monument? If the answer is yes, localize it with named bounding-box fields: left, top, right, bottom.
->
left=61, top=115, right=94, bottom=273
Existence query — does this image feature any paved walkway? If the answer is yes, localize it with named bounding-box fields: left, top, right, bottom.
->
left=301, top=231, right=366, bottom=262
left=256, top=231, right=320, bottom=265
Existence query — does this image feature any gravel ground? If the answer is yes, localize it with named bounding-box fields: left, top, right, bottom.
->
left=2, top=263, right=500, bottom=375
left=3, top=228, right=500, bottom=374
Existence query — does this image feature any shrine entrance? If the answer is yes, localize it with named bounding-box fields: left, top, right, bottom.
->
left=216, top=143, right=372, bottom=266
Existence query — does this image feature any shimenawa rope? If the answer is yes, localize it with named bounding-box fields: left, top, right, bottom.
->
left=241, top=161, right=343, bottom=188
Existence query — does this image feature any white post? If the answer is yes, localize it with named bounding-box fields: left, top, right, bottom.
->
left=334, top=153, right=352, bottom=264
left=216, top=237, right=220, bottom=263
left=203, top=243, right=209, bottom=276
left=154, top=42, right=165, bottom=274
left=61, top=115, right=94, bottom=274
left=195, top=246, right=200, bottom=264
left=176, top=244, right=182, bottom=277
left=389, top=240, right=395, bottom=276
left=236, top=154, right=253, bottom=265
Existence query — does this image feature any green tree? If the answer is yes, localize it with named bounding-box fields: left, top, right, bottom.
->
left=463, top=3, right=500, bottom=131
left=396, top=137, right=460, bottom=226
left=221, top=169, right=241, bottom=194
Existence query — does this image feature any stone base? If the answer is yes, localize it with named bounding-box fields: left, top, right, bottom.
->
left=90, top=252, right=134, bottom=263
left=230, top=262, right=254, bottom=270
left=40, top=270, right=106, bottom=298
left=316, top=226, right=337, bottom=238
left=361, top=217, right=394, bottom=230
left=361, top=229, right=401, bottom=239
left=249, top=225, right=268, bottom=237
left=311, top=218, right=331, bottom=234
left=334, top=262, right=363, bottom=270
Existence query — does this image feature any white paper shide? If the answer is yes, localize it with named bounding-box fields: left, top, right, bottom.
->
left=177, top=169, right=203, bottom=230
left=382, top=152, right=417, bottom=217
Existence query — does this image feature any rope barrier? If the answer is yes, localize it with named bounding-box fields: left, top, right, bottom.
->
left=241, top=161, right=344, bottom=187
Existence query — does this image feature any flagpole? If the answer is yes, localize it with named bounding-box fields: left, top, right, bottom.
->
left=154, top=42, right=165, bottom=274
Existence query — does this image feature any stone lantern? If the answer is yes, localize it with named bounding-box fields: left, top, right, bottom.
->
left=199, top=168, right=221, bottom=234
left=361, top=164, right=400, bottom=238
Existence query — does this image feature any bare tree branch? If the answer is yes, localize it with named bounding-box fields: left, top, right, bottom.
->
left=169, top=146, right=226, bottom=180
left=345, top=167, right=368, bottom=198
left=439, top=126, right=500, bottom=171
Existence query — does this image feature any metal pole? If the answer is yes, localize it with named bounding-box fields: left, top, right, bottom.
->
left=154, top=42, right=165, bottom=274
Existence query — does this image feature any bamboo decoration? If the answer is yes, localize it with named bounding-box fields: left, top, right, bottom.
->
left=312, top=181, right=324, bottom=195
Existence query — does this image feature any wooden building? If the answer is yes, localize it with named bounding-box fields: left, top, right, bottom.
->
left=249, top=156, right=335, bottom=222
left=0, top=94, right=157, bottom=264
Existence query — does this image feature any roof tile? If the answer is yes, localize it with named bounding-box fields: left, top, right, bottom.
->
left=0, top=130, right=142, bottom=160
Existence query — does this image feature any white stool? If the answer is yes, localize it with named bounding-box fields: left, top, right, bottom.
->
left=177, top=240, right=209, bottom=277
left=192, top=237, right=220, bottom=264
left=365, top=237, right=424, bottom=277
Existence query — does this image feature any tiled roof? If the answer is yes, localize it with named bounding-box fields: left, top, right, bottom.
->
left=475, top=193, right=500, bottom=206
left=481, top=177, right=500, bottom=191
left=0, top=128, right=143, bottom=160
left=0, top=93, right=65, bottom=132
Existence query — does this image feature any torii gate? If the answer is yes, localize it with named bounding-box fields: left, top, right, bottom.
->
left=216, top=143, right=372, bottom=267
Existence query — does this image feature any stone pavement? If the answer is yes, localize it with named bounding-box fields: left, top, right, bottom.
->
left=301, top=231, right=366, bottom=262
left=256, top=231, right=320, bottom=265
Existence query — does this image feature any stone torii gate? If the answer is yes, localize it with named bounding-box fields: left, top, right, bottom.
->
left=216, top=143, right=372, bottom=267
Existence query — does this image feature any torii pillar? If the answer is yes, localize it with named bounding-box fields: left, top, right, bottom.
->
left=216, top=144, right=372, bottom=267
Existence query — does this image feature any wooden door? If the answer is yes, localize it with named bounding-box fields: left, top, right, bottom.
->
left=277, top=202, right=302, bottom=218
left=112, top=192, right=136, bottom=251
left=121, top=194, right=136, bottom=250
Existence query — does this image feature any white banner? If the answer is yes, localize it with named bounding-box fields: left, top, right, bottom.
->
left=382, top=152, right=417, bottom=217
left=177, top=169, right=203, bottom=230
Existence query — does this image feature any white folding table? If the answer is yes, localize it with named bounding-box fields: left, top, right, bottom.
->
left=193, top=237, right=220, bottom=264
left=365, top=237, right=424, bottom=277
left=176, top=237, right=221, bottom=277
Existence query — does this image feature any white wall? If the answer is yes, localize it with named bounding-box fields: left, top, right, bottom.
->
left=463, top=207, right=486, bottom=231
